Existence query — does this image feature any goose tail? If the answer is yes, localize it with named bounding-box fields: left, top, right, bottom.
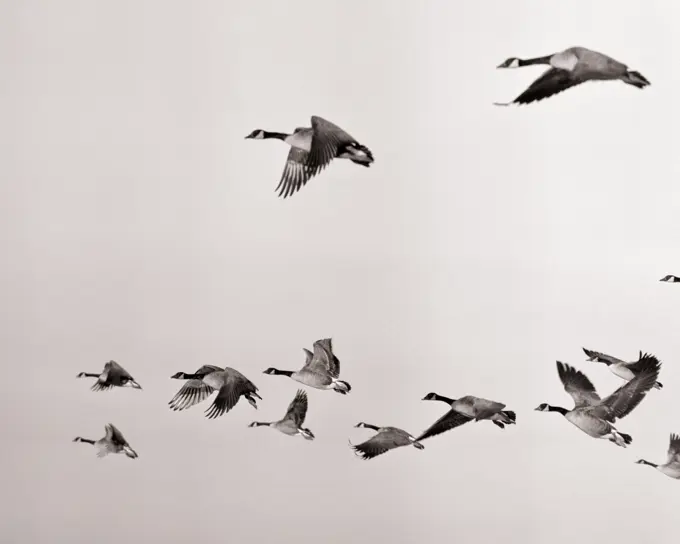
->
left=622, top=70, right=650, bottom=89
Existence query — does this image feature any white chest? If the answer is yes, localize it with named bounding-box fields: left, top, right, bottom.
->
left=610, top=364, right=635, bottom=381
left=285, top=131, right=312, bottom=151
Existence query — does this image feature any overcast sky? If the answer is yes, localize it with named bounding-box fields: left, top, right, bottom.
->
left=3, top=0, right=680, bottom=542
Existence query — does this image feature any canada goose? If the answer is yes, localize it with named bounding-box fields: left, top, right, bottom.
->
left=248, top=389, right=314, bottom=440
left=535, top=357, right=661, bottom=447
left=73, top=423, right=138, bottom=459
left=76, top=360, right=142, bottom=391
left=635, top=434, right=680, bottom=479
left=245, top=116, right=374, bottom=198
left=417, top=394, right=515, bottom=441
left=263, top=338, right=351, bottom=394
left=583, top=347, right=663, bottom=389
left=422, top=392, right=517, bottom=429
left=169, top=365, right=261, bottom=419
left=349, top=422, right=424, bottom=460
left=660, top=275, right=680, bottom=283
left=495, top=46, right=650, bottom=106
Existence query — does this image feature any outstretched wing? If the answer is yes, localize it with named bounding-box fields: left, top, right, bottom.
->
left=312, top=338, right=340, bottom=377
left=666, top=433, right=680, bottom=465
left=416, top=410, right=472, bottom=442
left=204, top=370, right=256, bottom=419
left=306, top=116, right=355, bottom=174
left=507, top=68, right=585, bottom=105
left=556, top=361, right=601, bottom=408
left=105, top=423, right=129, bottom=446
left=626, top=352, right=659, bottom=373
left=169, top=380, right=215, bottom=411
left=274, top=147, right=318, bottom=199
left=306, top=341, right=333, bottom=376
left=351, top=429, right=409, bottom=460
left=283, top=389, right=308, bottom=427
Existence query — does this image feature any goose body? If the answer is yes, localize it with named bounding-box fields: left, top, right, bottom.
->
left=73, top=423, right=138, bottom=459
left=583, top=348, right=663, bottom=389
left=248, top=389, right=314, bottom=440
left=168, top=365, right=261, bottom=419
left=636, top=434, right=680, bottom=479
left=350, top=422, right=424, bottom=460
left=263, top=338, right=351, bottom=394
left=495, top=46, right=650, bottom=105
left=76, top=360, right=142, bottom=391
left=245, top=115, right=374, bottom=198
left=535, top=356, right=661, bottom=447
left=660, top=275, right=680, bottom=283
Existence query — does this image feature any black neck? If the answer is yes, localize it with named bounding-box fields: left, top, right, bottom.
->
left=182, top=373, right=202, bottom=379
left=80, top=373, right=100, bottom=378
left=638, top=459, right=658, bottom=468
left=360, top=423, right=380, bottom=431
left=519, top=55, right=553, bottom=66
left=273, top=369, right=294, bottom=377
left=262, top=131, right=288, bottom=141
left=76, top=437, right=95, bottom=445
left=252, top=422, right=270, bottom=427
left=432, top=394, right=455, bottom=404
left=547, top=405, right=569, bottom=416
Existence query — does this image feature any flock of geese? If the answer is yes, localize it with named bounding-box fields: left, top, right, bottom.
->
left=72, top=45, right=680, bottom=477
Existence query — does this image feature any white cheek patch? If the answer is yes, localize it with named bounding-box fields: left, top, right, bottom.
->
left=551, top=51, right=578, bottom=71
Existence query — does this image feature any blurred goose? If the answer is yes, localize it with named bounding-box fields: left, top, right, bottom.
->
left=535, top=356, right=661, bottom=447
left=248, top=389, right=314, bottom=440
left=636, top=433, right=680, bottom=479
left=349, top=422, right=424, bottom=460
left=422, top=392, right=517, bottom=429
left=245, top=115, right=374, bottom=198
left=660, top=275, right=680, bottom=283
left=583, top=347, right=663, bottom=389
left=417, top=394, right=515, bottom=441
left=76, top=360, right=142, bottom=391
left=495, top=46, right=650, bottom=106
left=263, top=338, right=351, bottom=394
left=169, top=365, right=261, bottom=419
left=73, top=423, right=138, bottom=459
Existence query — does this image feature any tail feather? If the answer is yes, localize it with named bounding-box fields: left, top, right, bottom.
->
left=654, top=381, right=663, bottom=390
left=622, top=70, right=650, bottom=88
left=619, top=432, right=633, bottom=446
left=333, top=380, right=351, bottom=394
left=492, top=421, right=505, bottom=429
left=413, top=441, right=425, bottom=450
left=502, top=410, right=516, bottom=422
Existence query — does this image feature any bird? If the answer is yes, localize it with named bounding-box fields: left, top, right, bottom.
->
left=73, top=423, right=138, bottom=459
left=660, top=274, right=680, bottom=283
left=263, top=338, right=351, bottom=394
left=416, top=394, right=515, bottom=442
left=635, top=433, right=680, bottom=479
left=349, top=422, right=424, bottom=460
left=245, top=115, right=374, bottom=198
left=583, top=347, right=663, bottom=389
left=494, top=46, right=650, bottom=106
left=422, top=392, right=517, bottom=429
left=248, top=389, right=315, bottom=440
left=534, top=357, right=661, bottom=447
left=168, top=365, right=262, bottom=419
left=76, top=360, right=142, bottom=391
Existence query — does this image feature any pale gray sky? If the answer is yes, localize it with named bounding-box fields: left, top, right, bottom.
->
left=3, top=0, right=680, bottom=542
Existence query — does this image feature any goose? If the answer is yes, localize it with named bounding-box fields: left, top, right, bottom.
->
left=73, top=423, right=138, bottom=459
left=660, top=275, right=680, bottom=283
left=349, top=422, right=424, bottom=460
left=583, top=347, right=663, bottom=389
left=422, top=392, right=517, bottom=429
left=169, top=365, right=261, bottom=419
left=417, top=394, right=515, bottom=441
left=248, top=389, right=314, bottom=440
left=534, top=356, right=661, bottom=447
left=76, top=360, right=142, bottom=391
left=263, top=338, right=351, bottom=394
left=495, top=46, right=650, bottom=106
left=245, top=115, right=374, bottom=198
left=635, top=433, right=680, bottom=479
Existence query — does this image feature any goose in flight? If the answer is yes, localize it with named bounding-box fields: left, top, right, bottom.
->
left=349, top=422, right=424, bottom=460
left=168, top=365, right=261, bottom=419
left=263, top=338, right=351, bottom=394
left=535, top=356, right=661, bottom=447
left=245, top=115, right=374, bottom=198
left=660, top=275, right=680, bottom=283
left=416, top=394, right=515, bottom=442
left=73, top=423, right=138, bottom=459
left=635, top=433, right=680, bottom=479
left=248, top=389, right=315, bottom=440
left=76, top=360, right=142, bottom=391
left=495, top=46, right=650, bottom=106
left=583, top=347, right=663, bottom=389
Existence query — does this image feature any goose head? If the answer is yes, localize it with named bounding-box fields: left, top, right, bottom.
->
left=170, top=371, right=188, bottom=379
left=263, top=367, right=280, bottom=375
left=245, top=129, right=265, bottom=140
left=497, top=57, right=521, bottom=69
left=534, top=403, right=551, bottom=412
left=422, top=392, right=439, bottom=401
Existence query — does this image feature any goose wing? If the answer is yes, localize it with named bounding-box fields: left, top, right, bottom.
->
left=666, top=433, right=680, bottom=465
left=169, top=379, right=215, bottom=411
left=416, top=409, right=472, bottom=442
left=465, top=396, right=506, bottom=420
left=105, top=360, right=133, bottom=378
left=305, top=341, right=333, bottom=377
left=556, top=361, right=601, bottom=408
left=312, top=338, right=340, bottom=377
left=275, top=147, right=318, bottom=199
left=282, top=389, right=308, bottom=427
left=582, top=348, right=625, bottom=366
left=626, top=352, right=659, bottom=372
left=306, top=116, right=355, bottom=174
left=105, top=423, right=129, bottom=446
left=507, top=68, right=584, bottom=105
left=351, top=429, right=409, bottom=460
left=204, top=369, right=256, bottom=419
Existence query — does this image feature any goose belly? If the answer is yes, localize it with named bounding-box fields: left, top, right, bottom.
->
left=273, top=421, right=299, bottom=436
left=292, top=370, right=332, bottom=389
left=659, top=465, right=680, bottom=479
left=285, top=131, right=312, bottom=152
left=565, top=411, right=609, bottom=438
left=610, top=364, right=635, bottom=381
left=450, top=400, right=476, bottom=419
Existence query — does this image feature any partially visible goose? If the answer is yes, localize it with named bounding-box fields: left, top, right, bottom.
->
left=263, top=338, right=351, bottom=394
left=76, top=360, right=142, bottom=391
left=535, top=357, right=661, bottom=447
left=660, top=275, right=680, bottom=283
left=417, top=394, right=515, bottom=441
left=636, top=433, right=680, bottom=479
left=248, top=389, right=314, bottom=440
left=73, top=423, right=138, bottom=459
left=583, top=347, right=663, bottom=389
left=245, top=115, right=374, bottom=198
left=350, top=422, right=424, bottom=460
left=169, top=365, right=261, bottom=419
left=495, top=46, right=650, bottom=106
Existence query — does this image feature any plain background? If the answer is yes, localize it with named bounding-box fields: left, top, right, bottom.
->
left=2, top=0, right=680, bottom=542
